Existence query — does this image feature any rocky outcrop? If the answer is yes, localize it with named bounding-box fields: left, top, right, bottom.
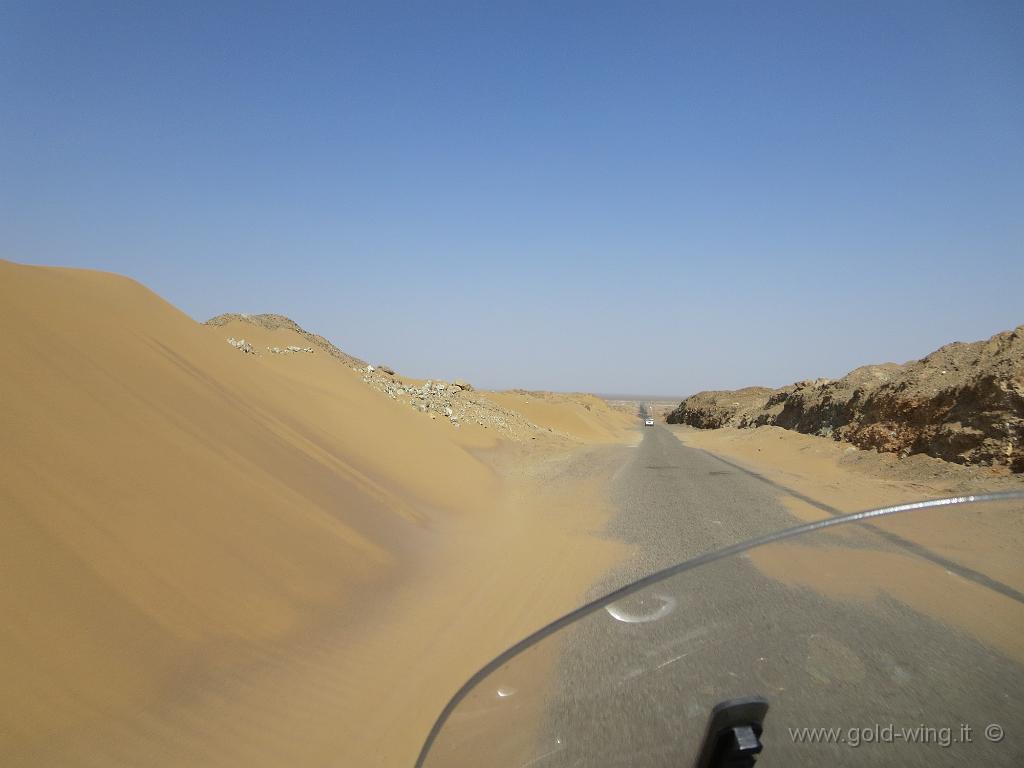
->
left=357, top=365, right=554, bottom=438
left=209, top=312, right=564, bottom=440
left=746, top=366, right=902, bottom=434
left=668, top=326, right=1024, bottom=472
left=207, top=313, right=365, bottom=368
left=666, top=387, right=775, bottom=429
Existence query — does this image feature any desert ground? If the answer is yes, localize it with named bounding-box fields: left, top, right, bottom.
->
left=1, top=259, right=636, bottom=766
left=2, top=259, right=1021, bottom=766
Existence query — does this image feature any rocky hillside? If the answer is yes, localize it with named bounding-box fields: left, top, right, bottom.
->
left=667, top=326, right=1024, bottom=472
left=357, top=366, right=538, bottom=435
left=207, top=312, right=629, bottom=443
left=206, top=312, right=366, bottom=368
left=667, top=387, right=776, bottom=429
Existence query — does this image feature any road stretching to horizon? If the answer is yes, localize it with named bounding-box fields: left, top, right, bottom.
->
left=425, top=422, right=1024, bottom=767
left=608, top=420, right=800, bottom=581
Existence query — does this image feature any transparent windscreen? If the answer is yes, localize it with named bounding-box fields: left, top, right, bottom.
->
left=419, top=496, right=1024, bottom=767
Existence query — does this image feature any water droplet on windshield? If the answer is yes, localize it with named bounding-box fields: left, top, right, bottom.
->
left=605, top=594, right=677, bottom=623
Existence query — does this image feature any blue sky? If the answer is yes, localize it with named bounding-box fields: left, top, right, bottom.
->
left=2, top=1, right=1021, bottom=395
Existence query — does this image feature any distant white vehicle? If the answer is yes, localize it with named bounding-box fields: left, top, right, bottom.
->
left=644, top=417, right=655, bottom=426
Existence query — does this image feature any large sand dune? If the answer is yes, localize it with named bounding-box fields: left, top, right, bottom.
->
left=485, top=390, right=631, bottom=443
left=1, top=259, right=631, bottom=765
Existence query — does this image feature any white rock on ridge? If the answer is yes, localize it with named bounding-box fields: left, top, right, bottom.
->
left=227, top=337, right=256, bottom=354
left=353, top=361, right=555, bottom=439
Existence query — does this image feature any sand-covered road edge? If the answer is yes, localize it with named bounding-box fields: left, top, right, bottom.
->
left=669, top=424, right=1024, bottom=517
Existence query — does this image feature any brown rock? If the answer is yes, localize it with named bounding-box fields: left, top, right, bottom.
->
left=667, top=325, right=1024, bottom=472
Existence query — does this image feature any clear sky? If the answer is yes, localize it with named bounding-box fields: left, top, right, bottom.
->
left=2, top=1, right=1021, bottom=396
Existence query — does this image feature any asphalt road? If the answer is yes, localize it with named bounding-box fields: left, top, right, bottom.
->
left=604, top=423, right=800, bottom=586
left=424, top=424, right=1024, bottom=767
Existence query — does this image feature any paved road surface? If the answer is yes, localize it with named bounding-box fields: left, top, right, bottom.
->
left=424, top=424, right=1024, bottom=767
left=551, top=424, right=1024, bottom=767
left=606, top=423, right=799, bottom=585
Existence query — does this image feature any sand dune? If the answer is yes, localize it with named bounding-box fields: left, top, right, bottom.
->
left=0, top=259, right=630, bottom=765
left=484, top=390, right=632, bottom=442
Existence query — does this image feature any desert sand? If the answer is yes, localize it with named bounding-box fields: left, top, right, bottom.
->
left=670, top=423, right=1024, bottom=515
left=484, top=390, right=631, bottom=443
left=6, top=257, right=1017, bottom=766
left=1, top=260, right=633, bottom=766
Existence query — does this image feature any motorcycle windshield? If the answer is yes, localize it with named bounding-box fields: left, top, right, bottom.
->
left=417, top=493, right=1024, bottom=767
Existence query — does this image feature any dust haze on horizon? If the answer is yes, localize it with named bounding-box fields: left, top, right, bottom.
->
left=2, top=2, right=1021, bottom=396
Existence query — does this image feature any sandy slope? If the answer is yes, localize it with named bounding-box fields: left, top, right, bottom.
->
left=670, top=424, right=1024, bottom=515
left=484, top=391, right=633, bottom=442
left=0, top=260, right=630, bottom=766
